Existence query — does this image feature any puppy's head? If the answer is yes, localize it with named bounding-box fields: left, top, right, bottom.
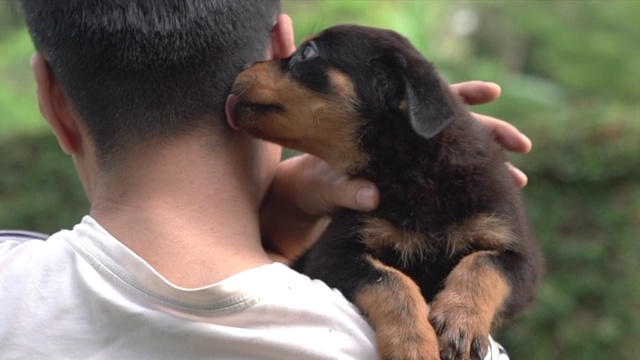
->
left=226, top=25, right=454, bottom=173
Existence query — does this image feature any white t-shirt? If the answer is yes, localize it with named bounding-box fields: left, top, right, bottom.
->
left=0, top=216, right=376, bottom=359
left=0, top=217, right=508, bottom=359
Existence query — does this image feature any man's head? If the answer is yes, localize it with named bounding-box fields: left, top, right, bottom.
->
left=21, top=0, right=281, bottom=168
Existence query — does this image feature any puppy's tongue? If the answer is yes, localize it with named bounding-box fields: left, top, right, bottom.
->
left=225, top=94, right=241, bottom=130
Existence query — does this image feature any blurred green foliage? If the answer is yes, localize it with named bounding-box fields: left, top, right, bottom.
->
left=0, top=133, right=88, bottom=232
left=1, top=1, right=638, bottom=359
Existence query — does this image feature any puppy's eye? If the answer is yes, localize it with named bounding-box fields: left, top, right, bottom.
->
left=300, top=42, right=318, bottom=61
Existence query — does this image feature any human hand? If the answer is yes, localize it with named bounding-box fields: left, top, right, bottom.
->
left=260, top=154, right=379, bottom=263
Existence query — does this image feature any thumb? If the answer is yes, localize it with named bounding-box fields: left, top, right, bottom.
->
left=275, top=154, right=380, bottom=217
left=320, top=175, right=380, bottom=213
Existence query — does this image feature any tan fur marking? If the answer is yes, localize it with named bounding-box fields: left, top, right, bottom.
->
left=355, top=256, right=439, bottom=360
left=399, top=98, right=409, bottom=112
left=232, top=62, right=369, bottom=172
left=429, top=251, right=511, bottom=358
left=360, top=215, right=515, bottom=265
left=328, top=69, right=358, bottom=104
left=360, top=218, right=433, bottom=265
left=446, top=214, right=516, bottom=257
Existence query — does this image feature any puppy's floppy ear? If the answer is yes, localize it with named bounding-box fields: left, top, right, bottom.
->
left=387, top=51, right=454, bottom=139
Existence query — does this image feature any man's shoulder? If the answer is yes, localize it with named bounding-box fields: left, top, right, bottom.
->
left=224, top=263, right=378, bottom=358
left=247, top=262, right=375, bottom=330
left=0, top=227, right=79, bottom=272
left=0, top=230, right=49, bottom=241
left=0, top=230, right=49, bottom=258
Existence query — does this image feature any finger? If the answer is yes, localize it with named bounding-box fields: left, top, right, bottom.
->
left=344, top=180, right=380, bottom=211
left=272, top=13, right=296, bottom=59
left=277, top=155, right=379, bottom=216
left=356, top=185, right=379, bottom=210
left=318, top=174, right=380, bottom=213
left=506, top=162, right=529, bottom=188
left=473, top=113, right=532, bottom=154
left=450, top=81, right=501, bottom=105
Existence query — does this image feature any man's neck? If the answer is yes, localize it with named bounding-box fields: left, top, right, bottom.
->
left=89, top=133, right=274, bottom=288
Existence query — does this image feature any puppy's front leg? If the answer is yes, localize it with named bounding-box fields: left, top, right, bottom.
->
left=355, top=255, right=440, bottom=360
left=429, top=251, right=511, bottom=360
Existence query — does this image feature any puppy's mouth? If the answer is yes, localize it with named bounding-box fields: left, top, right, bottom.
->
left=225, top=93, right=284, bottom=130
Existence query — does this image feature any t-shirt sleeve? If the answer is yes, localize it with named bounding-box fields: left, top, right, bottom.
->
left=0, top=230, right=49, bottom=256
left=0, top=230, right=49, bottom=241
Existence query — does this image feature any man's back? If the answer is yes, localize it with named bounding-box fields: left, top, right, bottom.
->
left=0, top=217, right=377, bottom=359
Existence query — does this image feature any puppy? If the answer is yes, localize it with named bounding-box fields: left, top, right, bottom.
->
left=226, top=25, right=543, bottom=360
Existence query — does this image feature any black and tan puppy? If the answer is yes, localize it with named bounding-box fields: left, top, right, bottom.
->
left=226, top=25, right=543, bottom=360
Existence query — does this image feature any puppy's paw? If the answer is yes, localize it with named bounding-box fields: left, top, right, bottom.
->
left=429, top=300, right=491, bottom=360
left=377, top=337, right=441, bottom=360
left=374, top=316, right=441, bottom=360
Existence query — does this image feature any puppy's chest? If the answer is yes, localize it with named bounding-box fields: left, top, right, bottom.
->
left=357, top=205, right=515, bottom=261
left=358, top=215, right=449, bottom=266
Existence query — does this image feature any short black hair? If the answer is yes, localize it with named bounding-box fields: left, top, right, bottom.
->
left=21, top=0, right=280, bottom=167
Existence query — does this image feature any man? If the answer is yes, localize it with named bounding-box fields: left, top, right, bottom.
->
left=0, top=0, right=529, bottom=358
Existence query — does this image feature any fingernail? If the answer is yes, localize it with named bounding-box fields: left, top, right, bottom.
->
left=356, top=187, right=377, bottom=210
left=507, top=163, right=528, bottom=188
left=518, top=170, right=529, bottom=188
left=520, top=133, right=533, bottom=152
left=484, top=81, right=502, bottom=92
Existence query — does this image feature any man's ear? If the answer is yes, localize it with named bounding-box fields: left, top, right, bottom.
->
left=31, top=53, right=83, bottom=155
left=270, top=13, right=296, bottom=60
left=386, top=51, right=454, bottom=139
